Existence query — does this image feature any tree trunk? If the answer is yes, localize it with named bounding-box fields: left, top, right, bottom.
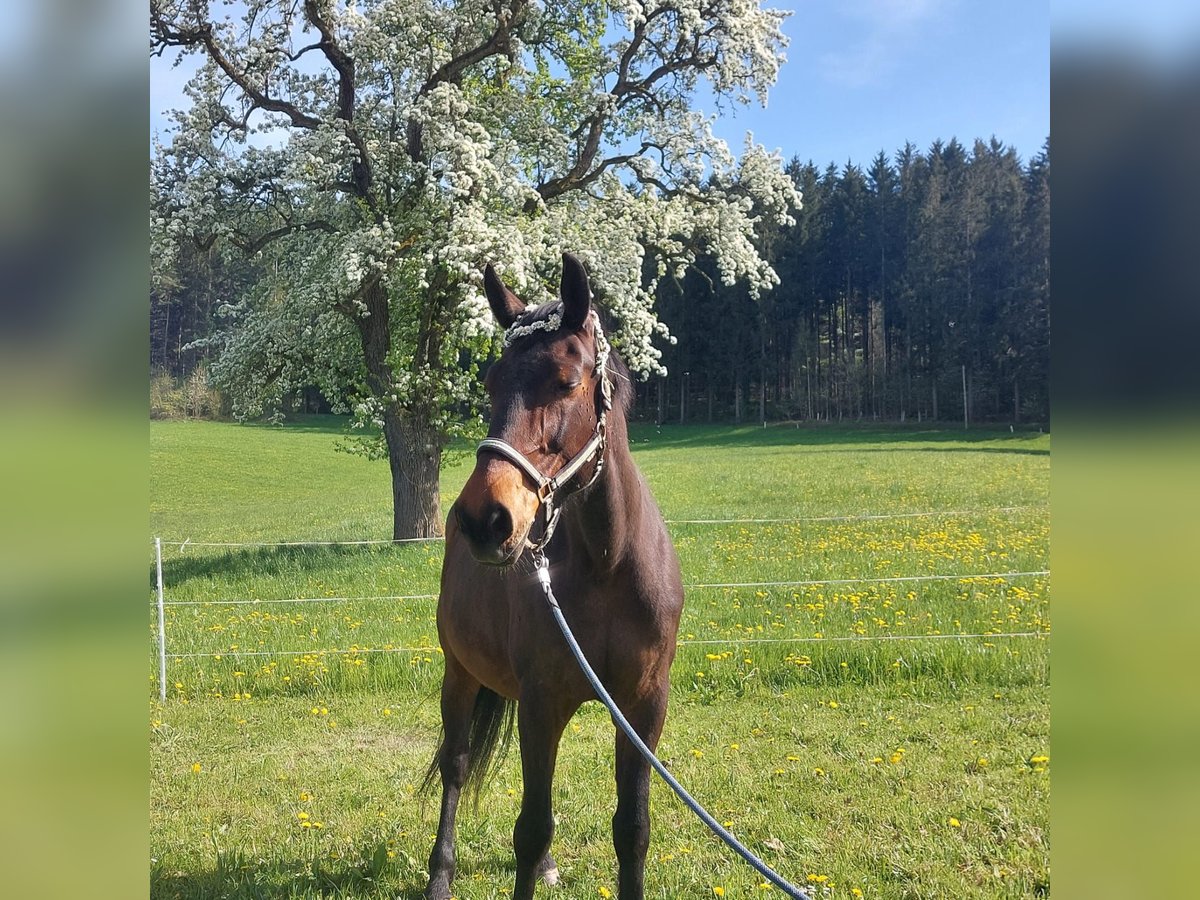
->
left=382, top=408, right=442, bottom=539
left=353, top=275, right=445, bottom=540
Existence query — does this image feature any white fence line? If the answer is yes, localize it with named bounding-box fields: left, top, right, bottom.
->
left=163, top=592, right=439, bottom=607
left=154, top=504, right=1048, bottom=549
left=666, top=505, right=1046, bottom=525
left=164, top=631, right=1047, bottom=660
left=159, top=570, right=1049, bottom=608
left=686, top=570, right=1049, bottom=590
left=150, top=526, right=1051, bottom=698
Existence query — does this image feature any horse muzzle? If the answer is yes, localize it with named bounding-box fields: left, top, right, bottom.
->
left=453, top=460, right=539, bottom=566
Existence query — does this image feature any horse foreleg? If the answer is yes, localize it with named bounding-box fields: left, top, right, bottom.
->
left=424, top=657, right=479, bottom=900
left=512, top=695, right=569, bottom=900
left=612, top=691, right=668, bottom=900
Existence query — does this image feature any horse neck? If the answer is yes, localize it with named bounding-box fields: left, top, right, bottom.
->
left=564, top=411, right=645, bottom=571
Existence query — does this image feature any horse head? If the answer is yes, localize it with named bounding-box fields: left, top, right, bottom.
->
left=454, top=253, right=612, bottom=566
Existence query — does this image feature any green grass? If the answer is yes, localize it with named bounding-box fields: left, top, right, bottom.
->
left=150, top=417, right=1049, bottom=899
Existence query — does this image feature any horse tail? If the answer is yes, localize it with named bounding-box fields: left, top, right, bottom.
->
left=421, top=687, right=516, bottom=806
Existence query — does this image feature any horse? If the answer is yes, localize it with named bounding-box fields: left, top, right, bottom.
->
left=422, top=253, right=685, bottom=900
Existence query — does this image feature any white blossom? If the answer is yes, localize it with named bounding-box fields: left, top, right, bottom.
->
left=152, top=0, right=801, bottom=423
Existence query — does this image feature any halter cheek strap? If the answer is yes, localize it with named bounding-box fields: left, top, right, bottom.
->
left=476, top=309, right=613, bottom=554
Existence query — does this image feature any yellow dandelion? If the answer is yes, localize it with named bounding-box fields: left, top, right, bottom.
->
left=598, top=888, right=612, bottom=899
left=713, top=887, right=725, bottom=897
left=191, top=762, right=202, bottom=774
left=949, top=817, right=962, bottom=828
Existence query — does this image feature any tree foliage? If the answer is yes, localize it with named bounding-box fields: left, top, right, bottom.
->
left=654, top=138, right=1051, bottom=425
left=150, top=0, right=800, bottom=536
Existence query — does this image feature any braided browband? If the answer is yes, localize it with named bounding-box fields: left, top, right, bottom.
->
left=502, top=311, right=562, bottom=347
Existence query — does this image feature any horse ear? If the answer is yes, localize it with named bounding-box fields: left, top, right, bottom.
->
left=483, top=263, right=525, bottom=328
left=559, top=252, right=591, bottom=332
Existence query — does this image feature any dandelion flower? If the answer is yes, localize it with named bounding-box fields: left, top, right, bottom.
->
left=949, top=817, right=962, bottom=828
left=191, top=763, right=202, bottom=774
left=598, top=888, right=612, bottom=898
left=713, top=887, right=725, bottom=897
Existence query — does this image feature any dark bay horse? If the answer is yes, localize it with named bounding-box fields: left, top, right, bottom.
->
left=423, top=254, right=685, bottom=900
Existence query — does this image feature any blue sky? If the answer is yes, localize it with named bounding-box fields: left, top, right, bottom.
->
left=151, top=1, right=1049, bottom=168
left=708, top=0, right=1049, bottom=168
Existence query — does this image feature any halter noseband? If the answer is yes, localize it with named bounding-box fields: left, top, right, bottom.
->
left=475, top=308, right=613, bottom=555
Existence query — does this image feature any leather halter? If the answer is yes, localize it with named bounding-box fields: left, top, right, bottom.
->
left=475, top=309, right=613, bottom=554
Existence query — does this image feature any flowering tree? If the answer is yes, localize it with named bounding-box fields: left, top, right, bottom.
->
left=151, top=0, right=800, bottom=538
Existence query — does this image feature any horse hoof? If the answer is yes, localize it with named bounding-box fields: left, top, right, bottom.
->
left=541, top=865, right=560, bottom=886
left=423, top=879, right=452, bottom=900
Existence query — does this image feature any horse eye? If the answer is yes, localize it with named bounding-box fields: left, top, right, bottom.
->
left=559, top=379, right=581, bottom=394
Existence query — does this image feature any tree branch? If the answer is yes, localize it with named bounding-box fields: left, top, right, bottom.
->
left=151, top=4, right=322, bottom=130
left=230, top=220, right=337, bottom=255
left=405, top=0, right=530, bottom=161
left=301, top=0, right=375, bottom=203
left=534, top=10, right=722, bottom=205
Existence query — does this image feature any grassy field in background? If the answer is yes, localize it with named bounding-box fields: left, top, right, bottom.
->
left=150, top=417, right=1050, bottom=899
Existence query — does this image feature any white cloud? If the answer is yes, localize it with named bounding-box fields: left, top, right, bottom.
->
left=819, top=0, right=956, bottom=88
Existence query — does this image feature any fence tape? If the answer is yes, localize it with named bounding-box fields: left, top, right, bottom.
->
left=164, top=630, right=1047, bottom=660
left=154, top=505, right=1048, bottom=549
left=157, top=569, right=1048, bottom=607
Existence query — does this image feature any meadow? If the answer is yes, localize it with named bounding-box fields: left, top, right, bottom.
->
left=150, top=417, right=1050, bottom=899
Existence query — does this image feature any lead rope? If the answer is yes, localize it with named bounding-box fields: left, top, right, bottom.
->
left=532, top=553, right=811, bottom=900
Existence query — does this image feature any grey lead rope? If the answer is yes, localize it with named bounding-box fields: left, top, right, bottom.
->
left=533, top=553, right=811, bottom=900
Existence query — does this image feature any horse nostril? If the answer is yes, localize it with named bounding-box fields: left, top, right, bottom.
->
left=485, top=503, right=513, bottom=545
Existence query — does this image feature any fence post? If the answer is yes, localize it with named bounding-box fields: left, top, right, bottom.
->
left=156, top=537, right=167, bottom=703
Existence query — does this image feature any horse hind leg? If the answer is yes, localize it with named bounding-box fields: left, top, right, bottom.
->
left=423, top=657, right=479, bottom=900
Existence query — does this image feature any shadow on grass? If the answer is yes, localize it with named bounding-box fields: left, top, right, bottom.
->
left=152, top=542, right=440, bottom=592
left=235, top=414, right=362, bottom=436
left=150, top=845, right=516, bottom=900
left=627, top=421, right=1050, bottom=454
